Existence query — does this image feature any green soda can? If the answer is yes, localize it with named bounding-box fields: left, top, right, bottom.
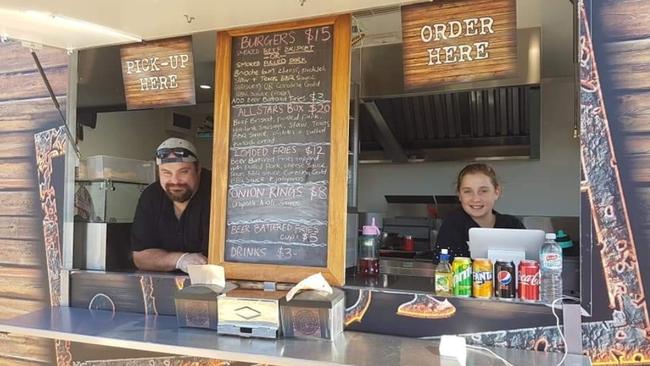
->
left=452, top=257, right=472, bottom=297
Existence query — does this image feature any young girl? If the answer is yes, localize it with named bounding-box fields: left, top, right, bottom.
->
left=434, top=163, right=524, bottom=261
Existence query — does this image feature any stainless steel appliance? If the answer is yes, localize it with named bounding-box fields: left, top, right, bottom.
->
left=73, top=180, right=145, bottom=271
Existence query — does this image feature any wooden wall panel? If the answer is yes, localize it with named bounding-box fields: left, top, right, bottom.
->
left=629, top=155, right=650, bottom=183
left=0, top=297, right=48, bottom=320
left=0, top=192, right=38, bottom=216
left=0, top=133, right=41, bottom=158
left=0, top=98, right=65, bottom=133
left=0, top=38, right=65, bottom=365
left=613, top=92, right=650, bottom=133
left=597, top=0, right=650, bottom=42
left=619, top=135, right=650, bottom=155
left=0, top=42, right=67, bottom=74
left=0, top=68, right=68, bottom=102
left=0, top=334, right=52, bottom=363
left=0, top=240, right=42, bottom=267
left=603, top=40, right=650, bottom=91
left=0, top=160, right=36, bottom=190
left=0, top=356, right=49, bottom=366
left=0, top=266, right=47, bottom=301
left=592, top=1, right=650, bottom=362
left=0, top=217, right=41, bottom=240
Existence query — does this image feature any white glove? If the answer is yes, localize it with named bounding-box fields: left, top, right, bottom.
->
left=175, top=252, right=207, bottom=273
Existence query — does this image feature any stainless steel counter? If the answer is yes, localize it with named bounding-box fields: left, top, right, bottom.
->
left=0, top=307, right=590, bottom=366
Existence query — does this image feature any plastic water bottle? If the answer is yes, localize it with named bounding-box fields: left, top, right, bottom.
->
left=435, top=249, right=453, bottom=296
left=540, top=233, right=563, bottom=303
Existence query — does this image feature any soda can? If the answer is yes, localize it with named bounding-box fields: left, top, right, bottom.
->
left=518, top=260, right=540, bottom=301
left=494, top=260, right=516, bottom=299
left=472, top=258, right=493, bottom=298
left=452, top=257, right=472, bottom=297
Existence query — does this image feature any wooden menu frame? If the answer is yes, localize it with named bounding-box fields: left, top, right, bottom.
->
left=208, top=15, right=351, bottom=286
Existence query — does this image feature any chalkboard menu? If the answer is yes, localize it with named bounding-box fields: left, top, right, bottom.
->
left=210, top=15, right=351, bottom=285
left=225, top=26, right=333, bottom=267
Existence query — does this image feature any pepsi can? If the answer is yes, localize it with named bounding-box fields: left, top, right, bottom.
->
left=494, top=261, right=516, bottom=299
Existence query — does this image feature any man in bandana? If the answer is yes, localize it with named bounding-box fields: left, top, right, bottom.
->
left=131, top=138, right=211, bottom=272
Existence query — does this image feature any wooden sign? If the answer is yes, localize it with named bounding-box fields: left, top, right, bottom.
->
left=402, top=0, right=517, bottom=90
left=209, top=15, right=351, bottom=286
left=120, top=36, right=196, bottom=110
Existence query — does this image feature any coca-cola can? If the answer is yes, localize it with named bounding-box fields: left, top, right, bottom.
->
left=518, top=260, right=540, bottom=301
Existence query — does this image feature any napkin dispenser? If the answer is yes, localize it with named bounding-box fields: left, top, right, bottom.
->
left=217, top=289, right=287, bottom=339
left=280, top=288, right=345, bottom=340
left=174, top=265, right=234, bottom=330
left=174, top=283, right=237, bottom=330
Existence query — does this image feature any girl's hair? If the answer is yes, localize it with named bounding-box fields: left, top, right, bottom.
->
left=455, top=163, right=500, bottom=192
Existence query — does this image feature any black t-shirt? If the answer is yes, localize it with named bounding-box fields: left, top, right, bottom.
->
left=131, top=168, right=211, bottom=256
left=434, top=209, right=525, bottom=262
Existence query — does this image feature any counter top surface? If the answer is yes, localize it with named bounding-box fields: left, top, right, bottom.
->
left=0, top=307, right=590, bottom=366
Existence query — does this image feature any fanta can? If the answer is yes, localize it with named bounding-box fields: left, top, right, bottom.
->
left=472, top=258, right=493, bottom=298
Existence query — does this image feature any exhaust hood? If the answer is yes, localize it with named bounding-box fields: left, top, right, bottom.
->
left=351, top=28, right=541, bottom=163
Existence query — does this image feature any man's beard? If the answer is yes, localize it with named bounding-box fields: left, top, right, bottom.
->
left=164, top=183, right=194, bottom=203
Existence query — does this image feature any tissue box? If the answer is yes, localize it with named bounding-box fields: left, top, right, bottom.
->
left=217, top=289, right=287, bottom=339
left=175, top=284, right=229, bottom=330
left=280, top=288, right=345, bottom=340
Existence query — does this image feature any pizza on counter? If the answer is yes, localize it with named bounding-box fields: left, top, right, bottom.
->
left=397, top=294, right=457, bottom=319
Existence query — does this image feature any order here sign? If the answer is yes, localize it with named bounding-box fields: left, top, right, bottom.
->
left=401, top=0, right=517, bottom=90
left=120, top=36, right=196, bottom=110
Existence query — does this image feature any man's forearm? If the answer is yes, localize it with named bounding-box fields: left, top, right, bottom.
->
left=132, top=248, right=184, bottom=272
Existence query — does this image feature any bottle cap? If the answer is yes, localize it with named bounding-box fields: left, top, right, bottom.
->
left=555, top=229, right=573, bottom=248
left=545, top=233, right=556, bottom=240
left=362, top=218, right=380, bottom=236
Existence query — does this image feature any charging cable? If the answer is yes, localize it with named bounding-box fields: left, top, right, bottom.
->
left=551, top=296, right=571, bottom=366
left=465, top=344, right=514, bottom=366
left=462, top=296, right=572, bottom=366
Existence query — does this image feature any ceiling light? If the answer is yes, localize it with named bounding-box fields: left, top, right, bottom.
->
left=199, top=84, right=212, bottom=89
left=0, top=8, right=141, bottom=50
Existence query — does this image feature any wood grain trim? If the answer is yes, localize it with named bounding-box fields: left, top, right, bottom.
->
left=0, top=160, right=36, bottom=190
left=0, top=297, right=46, bottom=320
left=0, top=97, right=64, bottom=117
left=208, top=30, right=232, bottom=268
left=0, top=40, right=68, bottom=75
left=0, top=96, right=66, bottom=133
left=603, top=39, right=650, bottom=91
left=0, top=239, right=42, bottom=267
left=226, top=15, right=339, bottom=37
left=596, top=0, right=650, bottom=42
left=0, top=355, right=50, bottom=366
left=0, top=191, right=38, bottom=216
left=628, top=154, right=650, bottom=183
left=209, top=15, right=351, bottom=286
left=0, top=133, right=39, bottom=159
left=0, top=266, right=47, bottom=300
left=615, top=92, right=650, bottom=133
left=0, top=67, right=67, bottom=103
left=0, top=335, right=52, bottom=363
left=622, top=135, right=650, bottom=155
left=0, top=217, right=41, bottom=240
left=326, top=14, right=351, bottom=286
